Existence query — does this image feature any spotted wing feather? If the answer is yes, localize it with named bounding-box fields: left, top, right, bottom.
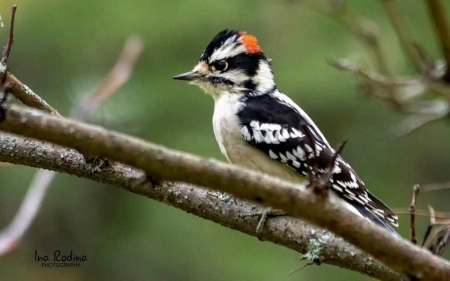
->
left=237, top=94, right=399, bottom=228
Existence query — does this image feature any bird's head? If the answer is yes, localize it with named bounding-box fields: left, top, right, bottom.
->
left=174, top=29, right=275, bottom=98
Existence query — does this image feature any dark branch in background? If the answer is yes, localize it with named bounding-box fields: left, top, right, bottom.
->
left=2, top=106, right=450, bottom=280
left=409, top=185, right=420, bottom=244
left=378, top=0, right=428, bottom=73
left=425, top=0, right=450, bottom=82
left=296, top=0, right=450, bottom=137
left=1, top=5, right=16, bottom=66
left=0, top=36, right=143, bottom=257
left=296, top=0, right=392, bottom=75
left=0, top=133, right=404, bottom=281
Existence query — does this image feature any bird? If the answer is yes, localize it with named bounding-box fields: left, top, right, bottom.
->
left=173, top=29, right=399, bottom=237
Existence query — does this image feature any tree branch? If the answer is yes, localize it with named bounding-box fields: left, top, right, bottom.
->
left=0, top=132, right=403, bottom=281
left=1, top=105, right=449, bottom=280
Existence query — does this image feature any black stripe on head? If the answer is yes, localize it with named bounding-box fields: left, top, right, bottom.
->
left=200, top=29, right=239, bottom=62
left=227, top=52, right=265, bottom=76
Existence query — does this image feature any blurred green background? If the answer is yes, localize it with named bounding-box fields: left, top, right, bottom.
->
left=1, top=0, right=449, bottom=280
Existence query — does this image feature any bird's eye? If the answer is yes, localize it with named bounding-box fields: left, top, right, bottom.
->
left=211, top=60, right=228, bottom=72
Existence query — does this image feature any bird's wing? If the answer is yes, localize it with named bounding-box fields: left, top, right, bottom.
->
left=237, top=93, right=398, bottom=228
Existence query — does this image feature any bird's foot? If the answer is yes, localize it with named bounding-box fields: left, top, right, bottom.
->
left=240, top=208, right=287, bottom=241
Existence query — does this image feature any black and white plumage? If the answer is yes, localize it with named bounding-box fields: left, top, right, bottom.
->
left=174, top=29, right=399, bottom=234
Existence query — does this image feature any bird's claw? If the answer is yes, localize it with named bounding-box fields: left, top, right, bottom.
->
left=240, top=208, right=287, bottom=241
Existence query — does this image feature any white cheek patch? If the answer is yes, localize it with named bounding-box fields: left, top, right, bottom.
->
left=253, top=61, right=274, bottom=93
left=219, top=69, right=247, bottom=83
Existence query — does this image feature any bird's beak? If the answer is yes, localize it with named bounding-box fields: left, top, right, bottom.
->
left=174, top=62, right=208, bottom=82
left=173, top=71, right=202, bottom=81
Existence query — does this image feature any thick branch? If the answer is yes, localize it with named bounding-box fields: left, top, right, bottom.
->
left=0, top=106, right=449, bottom=280
left=0, top=132, right=403, bottom=281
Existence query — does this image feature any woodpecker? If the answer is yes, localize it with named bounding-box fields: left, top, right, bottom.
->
left=174, top=29, right=399, bottom=235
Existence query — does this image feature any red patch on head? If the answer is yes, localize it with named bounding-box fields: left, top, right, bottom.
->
left=239, top=31, right=262, bottom=54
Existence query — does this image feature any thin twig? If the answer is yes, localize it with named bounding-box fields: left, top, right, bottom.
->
left=0, top=72, right=60, bottom=115
left=299, top=122, right=318, bottom=186
left=390, top=207, right=449, bottom=218
left=288, top=261, right=315, bottom=275
left=327, top=140, right=347, bottom=175
left=1, top=5, right=17, bottom=66
left=329, top=58, right=450, bottom=135
left=425, top=0, right=450, bottom=82
left=0, top=36, right=143, bottom=257
left=394, top=111, right=448, bottom=137
left=378, top=0, right=427, bottom=73
left=410, top=184, right=420, bottom=244
left=321, top=140, right=347, bottom=188
left=2, top=105, right=450, bottom=280
left=423, top=181, right=450, bottom=192
left=71, top=36, right=143, bottom=120
left=0, top=170, right=56, bottom=255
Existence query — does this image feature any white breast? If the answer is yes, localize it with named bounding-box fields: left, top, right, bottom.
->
left=212, top=94, right=307, bottom=188
left=212, top=93, right=243, bottom=161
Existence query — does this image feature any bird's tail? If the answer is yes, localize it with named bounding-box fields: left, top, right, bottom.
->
left=352, top=203, right=401, bottom=238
